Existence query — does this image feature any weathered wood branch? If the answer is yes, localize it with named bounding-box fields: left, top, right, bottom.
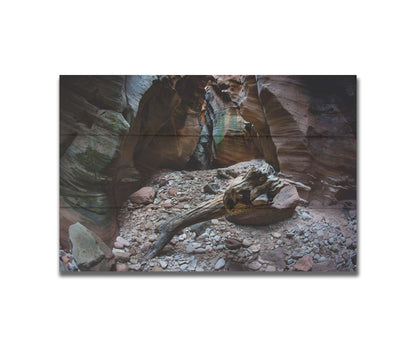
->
left=143, top=162, right=307, bottom=260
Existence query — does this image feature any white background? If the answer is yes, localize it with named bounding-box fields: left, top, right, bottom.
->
left=1, top=1, right=415, bottom=346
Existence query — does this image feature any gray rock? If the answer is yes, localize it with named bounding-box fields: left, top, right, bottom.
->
left=248, top=261, right=262, bottom=270
left=214, top=258, right=226, bottom=270
left=242, top=239, right=253, bottom=247
left=248, top=245, right=260, bottom=253
left=203, top=183, right=219, bottom=194
left=190, top=222, right=209, bottom=236
left=159, top=260, right=168, bottom=269
left=116, top=236, right=130, bottom=247
left=180, top=264, right=188, bottom=271
left=69, top=222, right=112, bottom=271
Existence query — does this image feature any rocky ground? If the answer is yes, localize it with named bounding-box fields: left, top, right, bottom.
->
left=60, top=161, right=357, bottom=272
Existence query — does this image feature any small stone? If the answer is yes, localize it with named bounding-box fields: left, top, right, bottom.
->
left=286, top=230, right=295, bottom=239
left=248, top=245, right=260, bottom=253
left=184, top=204, right=190, bottom=209
left=168, top=187, right=178, bottom=196
left=272, top=232, right=282, bottom=238
left=180, top=264, right=188, bottom=271
left=225, top=238, right=242, bottom=250
left=203, top=183, right=219, bottom=195
left=291, top=251, right=303, bottom=259
left=293, top=255, right=313, bottom=272
left=214, top=258, right=226, bottom=270
left=116, top=236, right=130, bottom=247
left=176, top=203, right=185, bottom=209
left=318, top=256, right=326, bottom=263
left=129, top=248, right=137, bottom=255
left=61, top=255, right=70, bottom=264
left=113, top=241, right=124, bottom=249
left=265, top=265, right=276, bottom=272
left=248, top=261, right=262, bottom=271
left=242, top=239, right=253, bottom=247
left=116, top=264, right=129, bottom=272
left=159, top=193, right=168, bottom=200
left=162, top=203, right=173, bottom=208
left=211, top=219, right=219, bottom=225
left=144, top=222, right=153, bottom=229
left=112, top=250, right=130, bottom=262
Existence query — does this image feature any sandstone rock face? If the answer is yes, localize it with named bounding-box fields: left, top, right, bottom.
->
left=60, top=75, right=209, bottom=248
left=189, top=79, right=263, bottom=168
left=68, top=222, right=113, bottom=271
left=60, top=75, right=356, bottom=251
left=256, top=75, right=356, bottom=203
left=227, top=185, right=300, bottom=225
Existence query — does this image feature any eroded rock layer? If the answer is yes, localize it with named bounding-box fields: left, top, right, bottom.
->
left=60, top=75, right=356, bottom=251
left=60, top=75, right=210, bottom=248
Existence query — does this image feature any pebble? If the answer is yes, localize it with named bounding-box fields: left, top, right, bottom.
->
left=242, top=239, right=253, bottom=247
left=159, top=260, right=168, bottom=269
left=272, top=232, right=281, bottom=238
left=113, top=241, right=124, bottom=249
left=116, top=236, right=130, bottom=247
left=248, top=261, right=261, bottom=271
left=248, top=245, right=260, bottom=253
left=214, top=258, right=226, bottom=270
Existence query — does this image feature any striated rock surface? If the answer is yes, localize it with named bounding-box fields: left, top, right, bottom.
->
left=189, top=79, right=263, bottom=168
left=60, top=75, right=356, bottom=254
left=60, top=75, right=209, bottom=248
left=256, top=75, right=356, bottom=203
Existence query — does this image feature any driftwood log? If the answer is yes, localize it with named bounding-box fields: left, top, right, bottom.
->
left=143, top=162, right=308, bottom=260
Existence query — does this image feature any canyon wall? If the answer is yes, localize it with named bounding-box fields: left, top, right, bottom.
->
left=60, top=75, right=356, bottom=248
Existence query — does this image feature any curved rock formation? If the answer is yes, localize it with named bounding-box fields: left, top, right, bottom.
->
left=60, top=75, right=210, bottom=248
left=60, top=75, right=356, bottom=252
left=256, top=75, right=356, bottom=203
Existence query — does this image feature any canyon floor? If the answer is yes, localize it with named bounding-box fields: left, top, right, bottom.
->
left=60, top=162, right=358, bottom=272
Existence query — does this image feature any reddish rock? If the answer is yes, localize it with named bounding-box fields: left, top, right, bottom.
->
left=159, top=193, right=168, bottom=200
left=162, top=203, right=173, bottom=208
left=294, top=255, right=313, bottom=272
left=61, top=255, right=69, bottom=264
left=176, top=203, right=185, bottom=209
left=129, top=187, right=156, bottom=205
left=116, top=264, right=129, bottom=272
left=129, top=248, right=137, bottom=255
left=168, top=187, right=178, bottom=196
left=144, top=204, right=154, bottom=211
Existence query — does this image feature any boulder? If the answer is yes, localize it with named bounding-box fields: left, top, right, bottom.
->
left=129, top=187, right=156, bottom=205
left=68, top=222, right=113, bottom=271
left=227, top=185, right=300, bottom=225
